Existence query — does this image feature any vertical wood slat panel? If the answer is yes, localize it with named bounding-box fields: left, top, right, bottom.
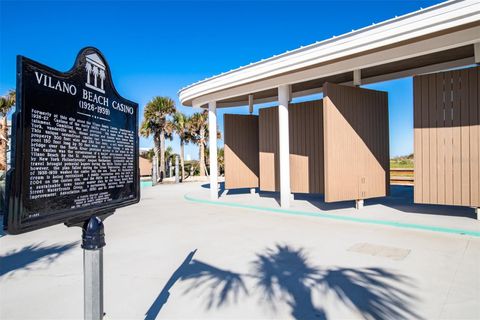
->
left=421, top=76, right=430, bottom=202
left=289, top=104, right=300, bottom=192
left=372, top=92, right=377, bottom=196
left=436, top=73, right=446, bottom=204
left=414, top=66, right=479, bottom=208
left=477, top=67, right=480, bottom=208
left=358, top=86, right=365, bottom=198
left=470, top=68, right=479, bottom=206
left=452, top=71, right=462, bottom=205
left=445, top=71, right=454, bottom=204
left=299, top=103, right=307, bottom=192
left=224, top=114, right=259, bottom=189
left=323, top=82, right=389, bottom=202
left=460, top=69, right=470, bottom=206
left=275, top=105, right=280, bottom=191
left=478, top=68, right=480, bottom=207
left=384, top=92, right=391, bottom=196
left=289, top=105, right=295, bottom=191
left=289, top=101, right=324, bottom=194
left=360, top=90, right=367, bottom=198
left=259, top=101, right=324, bottom=193
left=259, top=107, right=278, bottom=192
left=428, top=74, right=438, bottom=203
left=414, top=76, right=423, bottom=203
left=319, top=98, right=325, bottom=194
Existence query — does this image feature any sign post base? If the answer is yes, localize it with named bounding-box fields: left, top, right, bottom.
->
left=82, top=216, right=105, bottom=320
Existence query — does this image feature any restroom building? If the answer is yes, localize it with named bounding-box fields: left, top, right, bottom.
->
left=178, top=0, right=480, bottom=214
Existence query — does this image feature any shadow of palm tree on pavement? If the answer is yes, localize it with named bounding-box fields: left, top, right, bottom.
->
left=181, top=259, right=249, bottom=309
left=252, top=244, right=420, bottom=319
left=146, top=244, right=421, bottom=320
left=0, top=241, right=78, bottom=277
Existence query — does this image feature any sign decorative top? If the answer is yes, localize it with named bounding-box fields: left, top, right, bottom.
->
left=4, top=47, right=140, bottom=234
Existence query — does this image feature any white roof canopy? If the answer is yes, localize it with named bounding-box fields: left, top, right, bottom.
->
left=179, top=0, right=480, bottom=108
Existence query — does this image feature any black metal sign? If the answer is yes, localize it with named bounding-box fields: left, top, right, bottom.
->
left=4, top=47, right=140, bottom=234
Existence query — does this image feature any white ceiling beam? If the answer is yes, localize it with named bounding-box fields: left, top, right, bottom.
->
left=214, top=56, right=475, bottom=108
left=359, top=56, right=475, bottom=84
left=191, top=26, right=480, bottom=107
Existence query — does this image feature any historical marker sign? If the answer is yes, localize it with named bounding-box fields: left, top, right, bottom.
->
left=4, top=47, right=140, bottom=234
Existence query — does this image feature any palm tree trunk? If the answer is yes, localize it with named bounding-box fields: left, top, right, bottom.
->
left=180, top=139, right=185, bottom=182
left=153, top=134, right=161, bottom=182
left=160, top=130, right=165, bottom=182
left=199, top=128, right=205, bottom=176
left=203, top=142, right=209, bottom=177
left=0, top=117, right=8, bottom=171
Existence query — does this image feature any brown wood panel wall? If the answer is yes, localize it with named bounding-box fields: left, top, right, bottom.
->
left=224, top=114, right=259, bottom=189
left=258, top=100, right=324, bottom=193
left=289, top=101, right=324, bottom=193
left=414, top=66, right=479, bottom=207
left=259, top=106, right=280, bottom=192
left=323, top=82, right=389, bottom=202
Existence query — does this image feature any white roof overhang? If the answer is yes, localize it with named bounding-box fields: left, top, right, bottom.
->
left=178, top=0, right=480, bottom=108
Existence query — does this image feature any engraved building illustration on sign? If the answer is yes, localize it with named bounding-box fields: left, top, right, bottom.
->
left=85, top=53, right=106, bottom=94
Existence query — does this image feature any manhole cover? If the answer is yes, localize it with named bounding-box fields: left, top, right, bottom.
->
left=348, top=243, right=410, bottom=261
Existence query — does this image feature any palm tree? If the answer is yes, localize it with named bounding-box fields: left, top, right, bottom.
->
left=0, top=90, right=15, bottom=117
left=188, top=110, right=208, bottom=176
left=164, top=146, right=174, bottom=160
left=140, top=148, right=155, bottom=162
left=140, top=96, right=176, bottom=182
left=163, top=146, right=174, bottom=177
left=170, top=112, right=191, bottom=181
left=217, top=147, right=224, bottom=175
left=0, top=90, right=15, bottom=171
left=188, top=110, right=221, bottom=177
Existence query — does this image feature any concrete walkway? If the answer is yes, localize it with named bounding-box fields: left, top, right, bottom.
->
left=188, top=182, right=480, bottom=236
left=1, top=182, right=479, bottom=319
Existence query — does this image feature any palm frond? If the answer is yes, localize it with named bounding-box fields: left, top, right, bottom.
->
left=0, top=90, right=15, bottom=117
left=140, top=96, right=176, bottom=138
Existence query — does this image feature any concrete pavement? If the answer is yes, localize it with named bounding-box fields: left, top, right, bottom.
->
left=1, top=182, right=479, bottom=319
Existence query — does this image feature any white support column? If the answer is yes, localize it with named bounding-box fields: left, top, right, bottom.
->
left=356, top=199, right=364, bottom=210
left=476, top=207, right=479, bottom=220
left=475, top=42, right=480, bottom=64
left=353, top=69, right=362, bottom=86
left=278, top=84, right=291, bottom=208
left=248, top=94, right=254, bottom=114
left=208, top=101, right=218, bottom=200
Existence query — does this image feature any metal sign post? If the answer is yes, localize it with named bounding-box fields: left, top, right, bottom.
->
left=82, top=216, right=105, bottom=320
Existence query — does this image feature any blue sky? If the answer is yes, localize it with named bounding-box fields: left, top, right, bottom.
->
left=0, top=0, right=445, bottom=159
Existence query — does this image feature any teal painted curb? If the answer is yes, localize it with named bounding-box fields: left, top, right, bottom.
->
left=184, top=194, right=480, bottom=237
